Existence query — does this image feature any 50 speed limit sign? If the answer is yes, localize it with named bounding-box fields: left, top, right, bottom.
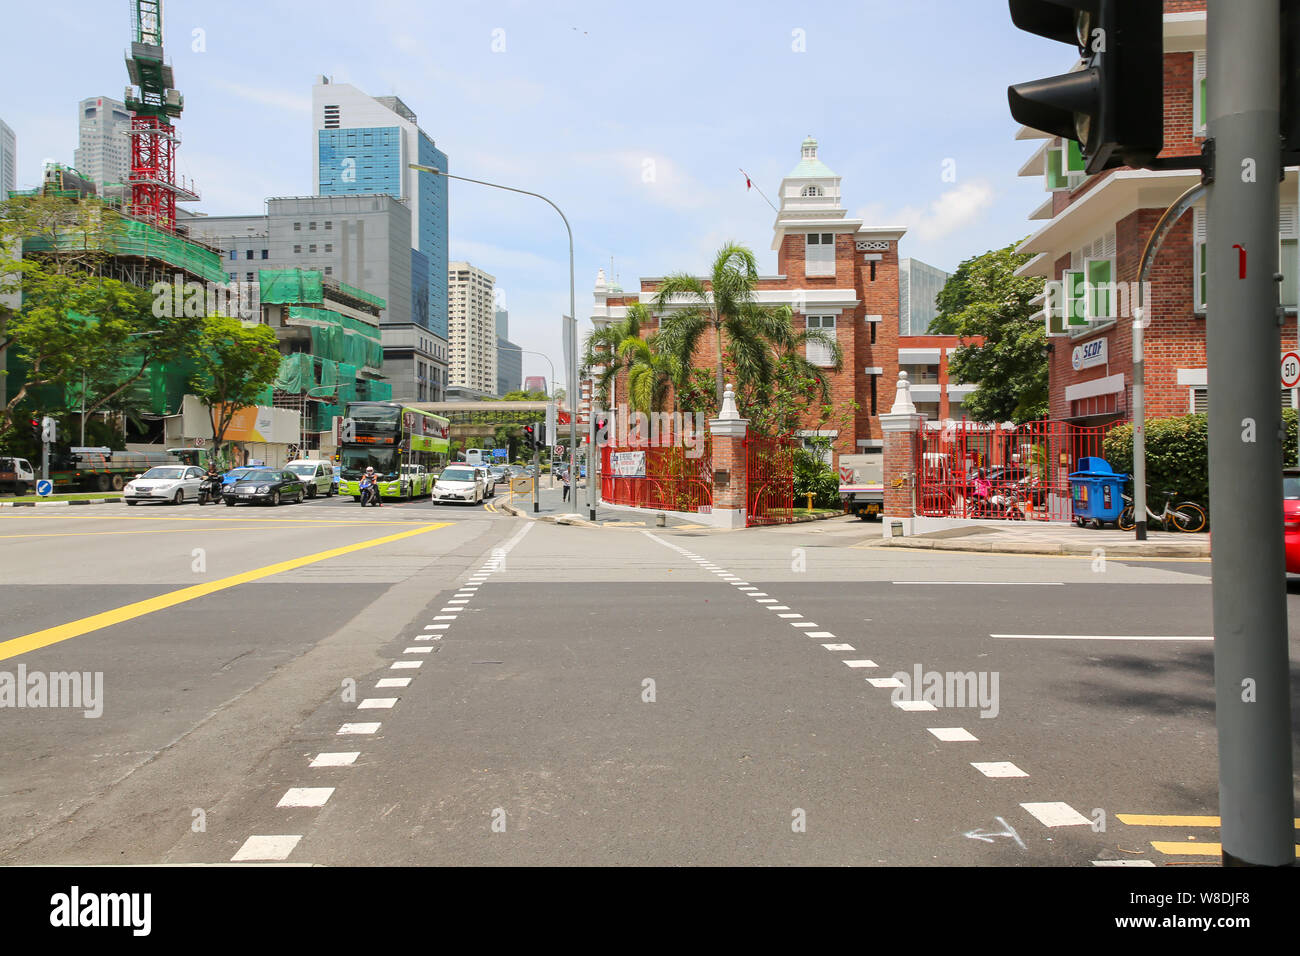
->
left=1283, top=351, right=1300, bottom=388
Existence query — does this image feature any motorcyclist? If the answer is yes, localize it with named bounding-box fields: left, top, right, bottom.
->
left=202, top=461, right=223, bottom=504
left=360, top=466, right=382, bottom=507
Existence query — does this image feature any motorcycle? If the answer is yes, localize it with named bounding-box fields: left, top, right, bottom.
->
left=359, top=479, right=380, bottom=507
left=197, top=475, right=224, bottom=506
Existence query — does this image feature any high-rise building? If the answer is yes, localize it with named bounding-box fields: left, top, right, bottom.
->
left=448, top=262, right=497, bottom=396
left=495, top=309, right=523, bottom=396
left=898, top=258, right=950, bottom=336
left=73, top=96, right=132, bottom=195
left=311, top=78, right=448, bottom=341
left=0, top=119, right=15, bottom=196
left=524, top=376, right=548, bottom=396
left=186, top=194, right=445, bottom=404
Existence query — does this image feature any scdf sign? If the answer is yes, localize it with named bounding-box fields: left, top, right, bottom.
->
left=1072, top=337, right=1107, bottom=371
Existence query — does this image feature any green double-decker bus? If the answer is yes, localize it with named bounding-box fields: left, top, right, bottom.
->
left=338, top=402, right=451, bottom=500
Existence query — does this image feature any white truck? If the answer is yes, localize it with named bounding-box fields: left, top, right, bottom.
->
left=838, top=453, right=884, bottom=520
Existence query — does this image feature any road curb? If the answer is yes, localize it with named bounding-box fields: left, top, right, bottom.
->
left=872, top=537, right=1210, bottom=557
left=0, top=497, right=123, bottom=508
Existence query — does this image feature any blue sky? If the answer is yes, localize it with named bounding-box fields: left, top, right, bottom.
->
left=3, top=0, right=1073, bottom=387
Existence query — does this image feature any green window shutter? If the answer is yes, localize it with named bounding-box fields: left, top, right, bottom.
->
left=1045, top=147, right=1068, bottom=190
left=1064, top=270, right=1088, bottom=325
left=1086, top=259, right=1113, bottom=320
left=1045, top=278, right=1067, bottom=335
left=1065, top=140, right=1086, bottom=173
left=1282, top=239, right=1297, bottom=308
left=1199, top=78, right=1207, bottom=131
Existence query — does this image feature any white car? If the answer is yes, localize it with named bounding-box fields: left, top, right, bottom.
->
left=432, top=465, right=483, bottom=505
left=474, top=465, right=496, bottom=499
left=123, top=465, right=205, bottom=505
left=284, top=459, right=336, bottom=498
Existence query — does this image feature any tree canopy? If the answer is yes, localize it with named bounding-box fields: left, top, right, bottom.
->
left=929, top=241, right=1047, bottom=423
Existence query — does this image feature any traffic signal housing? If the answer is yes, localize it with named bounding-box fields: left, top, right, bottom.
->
left=1008, top=0, right=1164, bottom=175
left=523, top=424, right=536, bottom=448
left=30, top=418, right=42, bottom=446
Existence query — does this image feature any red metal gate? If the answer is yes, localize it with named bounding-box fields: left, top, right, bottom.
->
left=745, top=435, right=796, bottom=527
left=601, top=438, right=713, bottom=513
left=915, top=419, right=1123, bottom=522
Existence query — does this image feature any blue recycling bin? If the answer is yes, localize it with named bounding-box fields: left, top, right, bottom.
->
left=1068, top=456, right=1129, bottom=527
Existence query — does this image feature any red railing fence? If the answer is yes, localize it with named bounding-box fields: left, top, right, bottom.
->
left=914, top=419, right=1124, bottom=522
left=745, top=434, right=797, bottom=527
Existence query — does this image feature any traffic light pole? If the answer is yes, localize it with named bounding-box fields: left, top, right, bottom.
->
left=587, top=409, right=598, bottom=521
left=532, top=445, right=540, bottom=513
left=1205, top=0, right=1296, bottom=866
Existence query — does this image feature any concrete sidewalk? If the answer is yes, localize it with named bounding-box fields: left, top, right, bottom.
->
left=495, top=484, right=716, bottom=530
left=870, top=521, right=1210, bottom=557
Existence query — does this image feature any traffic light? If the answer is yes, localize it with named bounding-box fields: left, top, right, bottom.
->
left=1008, top=0, right=1164, bottom=175
left=523, top=424, right=536, bottom=448
left=594, top=416, right=609, bottom=446
left=30, top=418, right=41, bottom=446
left=41, top=417, right=57, bottom=444
left=536, top=421, right=547, bottom=447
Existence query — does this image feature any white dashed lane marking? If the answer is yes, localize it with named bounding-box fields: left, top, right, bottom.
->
left=375, top=678, right=411, bottom=688
left=928, top=727, right=978, bottom=742
left=972, top=761, right=1028, bottom=779
left=277, top=787, right=335, bottom=808
left=391, top=660, right=421, bottom=669
left=867, top=677, right=904, bottom=688
left=1020, top=802, right=1092, bottom=827
left=842, top=660, right=877, bottom=669
left=337, top=722, right=381, bottom=735
left=309, top=752, right=359, bottom=767
left=232, top=835, right=301, bottom=862
left=821, top=643, right=855, bottom=651
left=893, top=700, right=937, bottom=712
left=358, top=698, right=398, bottom=709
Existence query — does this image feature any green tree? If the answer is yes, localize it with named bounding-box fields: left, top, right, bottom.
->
left=620, top=334, right=682, bottom=414
left=187, top=316, right=281, bottom=467
left=930, top=242, right=1046, bottom=423
left=582, top=302, right=650, bottom=406
left=654, top=242, right=837, bottom=406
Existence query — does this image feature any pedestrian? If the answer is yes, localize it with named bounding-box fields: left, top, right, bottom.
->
left=562, top=468, right=571, bottom=502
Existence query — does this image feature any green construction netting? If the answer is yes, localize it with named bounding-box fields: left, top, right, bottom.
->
left=287, top=306, right=383, bottom=371
left=21, top=219, right=227, bottom=285
left=260, top=268, right=324, bottom=304
left=337, top=280, right=385, bottom=311
left=273, top=352, right=316, bottom=393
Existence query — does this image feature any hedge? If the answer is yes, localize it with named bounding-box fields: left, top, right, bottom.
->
left=1102, top=409, right=1299, bottom=512
left=793, top=449, right=841, bottom=509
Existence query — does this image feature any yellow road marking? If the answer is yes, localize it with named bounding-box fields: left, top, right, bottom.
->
left=0, top=522, right=450, bottom=663
left=0, top=512, right=426, bottom=527
left=1152, top=841, right=1300, bottom=858
left=1119, top=814, right=1300, bottom=828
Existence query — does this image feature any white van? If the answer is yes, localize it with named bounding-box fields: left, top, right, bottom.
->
left=284, top=459, right=337, bottom=498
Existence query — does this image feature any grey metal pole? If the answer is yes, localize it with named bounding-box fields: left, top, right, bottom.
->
left=532, top=445, right=540, bottom=513
left=587, top=407, right=598, bottom=521
left=1134, top=183, right=1209, bottom=540
left=1205, top=0, right=1295, bottom=866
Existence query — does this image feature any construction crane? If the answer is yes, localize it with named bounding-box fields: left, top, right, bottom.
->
left=123, top=0, right=197, bottom=231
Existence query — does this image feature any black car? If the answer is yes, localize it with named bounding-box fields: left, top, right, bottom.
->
left=223, top=468, right=306, bottom=506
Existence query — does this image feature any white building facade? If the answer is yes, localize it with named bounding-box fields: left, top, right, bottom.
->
left=448, top=262, right=498, bottom=396
left=73, top=96, right=131, bottom=195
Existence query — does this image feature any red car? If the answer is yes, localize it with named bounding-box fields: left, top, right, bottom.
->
left=1285, top=469, right=1300, bottom=573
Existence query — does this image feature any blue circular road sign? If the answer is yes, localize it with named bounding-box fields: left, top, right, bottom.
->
left=36, top=479, right=53, bottom=497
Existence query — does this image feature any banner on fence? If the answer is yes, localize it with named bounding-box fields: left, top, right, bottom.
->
left=610, top=451, right=646, bottom=478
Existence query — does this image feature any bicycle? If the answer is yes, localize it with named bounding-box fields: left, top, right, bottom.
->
left=1117, top=488, right=1206, bottom=532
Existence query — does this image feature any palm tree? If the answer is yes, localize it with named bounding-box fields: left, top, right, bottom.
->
left=620, top=334, right=681, bottom=415
left=581, top=302, right=652, bottom=407
left=653, top=242, right=840, bottom=409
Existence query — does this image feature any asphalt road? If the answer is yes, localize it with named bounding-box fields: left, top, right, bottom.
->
left=0, top=506, right=1295, bottom=865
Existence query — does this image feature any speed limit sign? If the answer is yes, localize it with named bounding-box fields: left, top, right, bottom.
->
left=1283, top=351, right=1300, bottom=388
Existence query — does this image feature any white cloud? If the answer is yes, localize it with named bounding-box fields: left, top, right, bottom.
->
left=858, top=180, right=995, bottom=241
left=208, top=79, right=310, bottom=114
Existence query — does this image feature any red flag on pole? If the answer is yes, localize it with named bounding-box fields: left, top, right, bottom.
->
left=740, top=168, right=752, bottom=189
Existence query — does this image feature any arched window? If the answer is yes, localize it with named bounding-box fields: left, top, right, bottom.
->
left=801, top=185, right=823, bottom=198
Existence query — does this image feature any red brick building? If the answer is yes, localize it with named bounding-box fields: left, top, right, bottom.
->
left=1017, top=0, right=1299, bottom=423
left=590, top=136, right=908, bottom=465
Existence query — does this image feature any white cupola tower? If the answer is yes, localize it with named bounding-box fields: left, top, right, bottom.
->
left=776, top=135, right=845, bottom=224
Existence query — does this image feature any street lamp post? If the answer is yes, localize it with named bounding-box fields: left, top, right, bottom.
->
left=408, top=162, right=578, bottom=511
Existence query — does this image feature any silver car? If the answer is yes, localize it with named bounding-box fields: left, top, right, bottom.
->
left=123, top=465, right=204, bottom=505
